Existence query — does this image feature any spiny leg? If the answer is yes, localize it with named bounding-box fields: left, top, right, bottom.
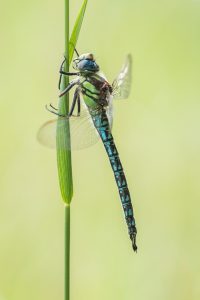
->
left=50, top=103, right=58, bottom=111
left=58, top=58, right=66, bottom=89
left=68, top=88, right=79, bottom=117
left=59, top=80, right=78, bottom=97
left=77, top=92, right=81, bottom=116
left=46, top=87, right=79, bottom=117
left=58, top=57, right=79, bottom=89
left=59, top=57, right=79, bottom=75
left=45, top=104, right=67, bottom=117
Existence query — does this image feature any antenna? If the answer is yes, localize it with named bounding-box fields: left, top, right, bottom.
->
left=74, top=48, right=79, bottom=57
left=69, top=41, right=80, bottom=57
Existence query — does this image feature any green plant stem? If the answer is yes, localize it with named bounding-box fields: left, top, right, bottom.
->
left=57, top=0, right=87, bottom=299
left=64, top=1, right=70, bottom=300
left=65, top=0, right=69, bottom=75
left=65, top=205, right=70, bottom=300
left=57, top=0, right=73, bottom=204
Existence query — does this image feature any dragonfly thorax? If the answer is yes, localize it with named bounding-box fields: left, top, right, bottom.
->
left=73, top=53, right=99, bottom=73
left=80, top=73, right=112, bottom=109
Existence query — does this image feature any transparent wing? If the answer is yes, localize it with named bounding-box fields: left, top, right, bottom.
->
left=112, top=54, right=132, bottom=100
left=106, top=95, right=114, bottom=129
left=37, top=103, right=100, bottom=150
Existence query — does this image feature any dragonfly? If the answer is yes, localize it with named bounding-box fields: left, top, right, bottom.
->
left=38, top=51, right=137, bottom=251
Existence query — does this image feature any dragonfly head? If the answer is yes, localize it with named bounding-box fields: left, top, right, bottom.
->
left=73, top=53, right=100, bottom=73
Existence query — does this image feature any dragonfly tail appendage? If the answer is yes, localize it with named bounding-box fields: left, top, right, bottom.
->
left=91, top=109, right=137, bottom=251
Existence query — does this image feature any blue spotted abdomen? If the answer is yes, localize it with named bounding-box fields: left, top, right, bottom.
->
left=90, top=109, right=137, bottom=251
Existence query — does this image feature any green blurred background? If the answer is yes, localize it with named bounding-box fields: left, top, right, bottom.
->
left=0, top=0, right=200, bottom=299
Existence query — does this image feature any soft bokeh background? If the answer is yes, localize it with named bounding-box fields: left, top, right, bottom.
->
left=0, top=0, right=200, bottom=299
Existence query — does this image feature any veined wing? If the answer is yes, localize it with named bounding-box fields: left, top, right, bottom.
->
left=106, top=94, right=114, bottom=129
left=96, top=72, right=114, bottom=129
left=37, top=102, right=100, bottom=150
left=112, top=54, right=132, bottom=100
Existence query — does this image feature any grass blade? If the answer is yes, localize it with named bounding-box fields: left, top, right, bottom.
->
left=69, top=0, right=88, bottom=64
left=56, top=0, right=88, bottom=205
left=56, top=0, right=72, bottom=205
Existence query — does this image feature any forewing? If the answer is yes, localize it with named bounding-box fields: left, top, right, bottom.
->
left=106, top=95, right=114, bottom=130
left=37, top=104, right=100, bottom=150
left=112, top=54, right=132, bottom=100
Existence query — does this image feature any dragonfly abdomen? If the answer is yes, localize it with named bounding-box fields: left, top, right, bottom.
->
left=91, top=109, right=137, bottom=251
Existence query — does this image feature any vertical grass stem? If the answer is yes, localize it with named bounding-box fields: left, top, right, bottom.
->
left=65, top=205, right=70, bottom=300
left=64, top=2, right=70, bottom=300
left=56, top=1, right=88, bottom=299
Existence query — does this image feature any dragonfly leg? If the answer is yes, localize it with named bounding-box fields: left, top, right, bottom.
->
left=46, top=88, right=80, bottom=118
left=68, top=89, right=79, bottom=117
left=45, top=104, right=67, bottom=118
left=59, top=80, right=78, bottom=97
left=60, top=71, right=79, bottom=76
left=58, top=57, right=79, bottom=89
left=58, top=58, right=66, bottom=89
left=49, top=103, right=58, bottom=111
left=77, top=92, right=81, bottom=116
